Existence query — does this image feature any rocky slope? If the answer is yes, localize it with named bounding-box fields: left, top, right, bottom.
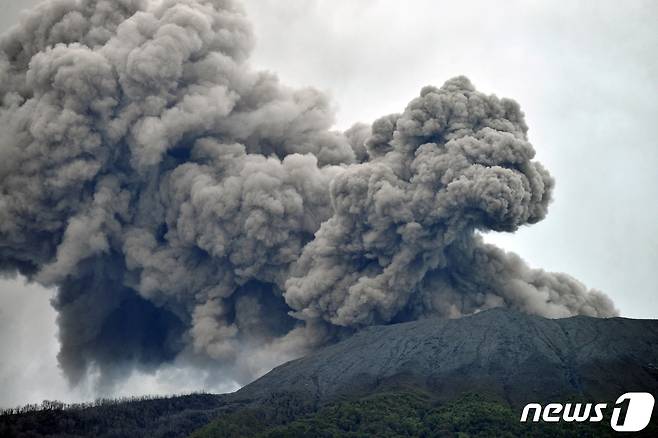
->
left=235, top=308, right=658, bottom=407
left=4, top=308, right=658, bottom=437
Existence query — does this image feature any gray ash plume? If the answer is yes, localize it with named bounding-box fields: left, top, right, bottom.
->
left=0, top=0, right=616, bottom=388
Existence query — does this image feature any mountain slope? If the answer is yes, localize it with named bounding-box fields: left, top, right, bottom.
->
left=3, top=308, right=658, bottom=437
left=235, top=308, right=658, bottom=407
left=193, top=391, right=634, bottom=438
left=0, top=394, right=229, bottom=438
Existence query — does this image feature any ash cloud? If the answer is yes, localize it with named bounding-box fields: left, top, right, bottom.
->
left=0, top=0, right=616, bottom=388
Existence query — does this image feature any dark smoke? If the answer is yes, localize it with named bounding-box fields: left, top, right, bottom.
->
left=0, top=0, right=616, bottom=388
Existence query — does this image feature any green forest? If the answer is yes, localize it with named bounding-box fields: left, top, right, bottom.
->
left=193, top=390, right=652, bottom=438
left=3, top=389, right=656, bottom=437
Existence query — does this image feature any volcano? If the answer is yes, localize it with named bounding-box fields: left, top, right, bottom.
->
left=235, top=307, right=658, bottom=407
left=3, top=308, right=658, bottom=437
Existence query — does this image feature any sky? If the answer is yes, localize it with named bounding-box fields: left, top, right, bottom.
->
left=0, top=0, right=656, bottom=408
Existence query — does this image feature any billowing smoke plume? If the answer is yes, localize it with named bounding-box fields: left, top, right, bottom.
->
left=0, top=0, right=616, bottom=388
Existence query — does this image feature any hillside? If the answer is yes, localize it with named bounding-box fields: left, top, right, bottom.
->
left=0, top=394, right=228, bottom=438
left=235, top=308, right=658, bottom=407
left=193, top=390, right=653, bottom=438
left=3, top=308, right=658, bottom=437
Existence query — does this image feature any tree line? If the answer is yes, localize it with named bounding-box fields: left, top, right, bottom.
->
left=0, top=392, right=208, bottom=416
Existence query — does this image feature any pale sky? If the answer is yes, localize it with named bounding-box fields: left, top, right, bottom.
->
left=0, top=0, right=656, bottom=407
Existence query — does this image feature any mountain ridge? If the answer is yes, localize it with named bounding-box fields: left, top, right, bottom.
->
left=4, top=307, right=658, bottom=437
left=233, top=307, right=658, bottom=407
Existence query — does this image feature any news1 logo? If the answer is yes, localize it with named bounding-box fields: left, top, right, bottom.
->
left=520, top=392, right=655, bottom=432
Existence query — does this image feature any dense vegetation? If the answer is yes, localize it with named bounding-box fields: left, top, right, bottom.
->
left=0, top=393, right=228, bottom=438
left=3, top=389, right=657, bottom=437
left=192, top=390, right=658, bottom=438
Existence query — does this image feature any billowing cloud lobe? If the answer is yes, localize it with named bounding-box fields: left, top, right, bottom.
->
left=0, top=0, right=616, bottom=387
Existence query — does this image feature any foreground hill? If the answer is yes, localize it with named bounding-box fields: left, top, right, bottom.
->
left=0, top=394, right=228, bottom=438
left=195, top=390, right=657, bottom=438
left=3, top=308, right=658, bottom=437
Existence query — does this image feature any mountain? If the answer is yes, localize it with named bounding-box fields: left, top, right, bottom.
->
left=235, top=307, right=658, bottom=407
left=3, top=308, right=658, bottom=437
